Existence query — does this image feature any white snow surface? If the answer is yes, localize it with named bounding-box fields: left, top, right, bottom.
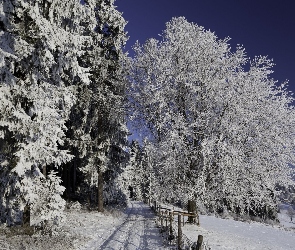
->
left=182, top=214, right=295, bottom=250
left=72, top=201, right=165, bottom=250
left=71, top=201, right=295, bottom=250
left=158, top=203, right=295, bottom=250
left=1, top=201, right=295, bottom=249
left=278, top=203, right=295, bottom=229
left=0, top=201, right=166, bottom=250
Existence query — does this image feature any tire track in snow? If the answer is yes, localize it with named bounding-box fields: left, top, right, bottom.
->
left=138, top=203, right=154, bottom=249
left=99, top=201, right=137, bottom=249
left=98, top=201, right=165, bottom=250
left=137, top=202, right=164, bottom=250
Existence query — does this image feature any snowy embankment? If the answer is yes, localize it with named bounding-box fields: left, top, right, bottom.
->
left=183, top=212, right=295, bottom=250
left=159, top=202, right=295, bottom=250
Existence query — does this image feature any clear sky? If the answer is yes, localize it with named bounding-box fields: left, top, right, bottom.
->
left=117, top=0, right=295, bottom=97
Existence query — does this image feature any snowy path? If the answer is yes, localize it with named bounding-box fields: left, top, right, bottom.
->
left=0, top=201, right=166, bottom=250
left=78, top=201, right=165, bottom=250
left=2, top=202, right=294, bottom=250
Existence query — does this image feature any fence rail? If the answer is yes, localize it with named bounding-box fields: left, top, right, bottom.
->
left=149, top=199, right=211, bottom=250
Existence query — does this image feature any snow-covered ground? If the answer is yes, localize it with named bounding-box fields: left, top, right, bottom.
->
left=0, top=201, right=166, bottom=250
left=71, top=201, right=165, bottom=249
left=1, top=201, right=295, bottom=249
left=174, top=202, right=294, bottom=250
left=158, top=202, right=295, bottom=250
left=278, top=203, right=295, bottom=229
left=183, top=214, right=295, bottom=250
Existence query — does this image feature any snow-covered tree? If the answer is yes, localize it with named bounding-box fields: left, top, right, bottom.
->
left=30, top=171, right=66, bottom=229
left=120, top=139, right=158, bottom=202
left=128, top=17, right=295, bottom=218
left=0, top=0, right=101, bottom=225
left=120, top=140, right=144, bottom=200
left=63, top=0, right=128, bottom=211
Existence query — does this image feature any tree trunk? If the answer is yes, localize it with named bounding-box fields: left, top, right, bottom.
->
left=67, top=165, right=71, bottom=201
left=97, top=168, right=103, bottom=212
left=42, top=166, right=46, bottom=177
left=73, top=158, right=76, bottom=196
left=72, top=149, right=78, bottom=196
left=187, top=200, right=197, bottom=223
left=22, top=205, right=30, bottom=227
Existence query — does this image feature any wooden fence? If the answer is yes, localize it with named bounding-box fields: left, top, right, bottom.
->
left=149, top=200, right=210, bottom=250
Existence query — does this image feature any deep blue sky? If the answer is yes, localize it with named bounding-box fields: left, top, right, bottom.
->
left=117, top=0, right=295, bottom=97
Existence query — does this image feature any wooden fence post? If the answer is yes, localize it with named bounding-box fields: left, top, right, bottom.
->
left=193, top=212, right=197, bottom=224
left=197, top=212, right=200, bottom=226
left=165, top=210, right=168, bottom=229
left=154, top=201, right=157, bottom=212
left=169, top=211, right=173, bottom=235
left=196, top=235, right=203, bottom=250
left=178, top=213, right=182, bottom=249
left=160, top=211, right=163, bottom=228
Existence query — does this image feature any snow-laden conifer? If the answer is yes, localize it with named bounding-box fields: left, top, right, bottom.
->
left=63, top=0, right=128, bottom=210
left=0, top=0, right=97, bottom=225
left=121, top=141, right=144, bottom=200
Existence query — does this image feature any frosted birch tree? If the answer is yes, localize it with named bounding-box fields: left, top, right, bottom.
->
left=128, top=17, right=295, bottom=218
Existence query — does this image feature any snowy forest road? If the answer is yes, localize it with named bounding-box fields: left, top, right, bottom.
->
left=0, top=201, right=167, bottom=250
left=80, top=201, right=166, bottom=250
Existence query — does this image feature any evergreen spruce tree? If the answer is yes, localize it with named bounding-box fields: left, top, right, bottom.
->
left=63, top=0, right=128, bottom=211
left=121, top=141, right=144, bottom=200
left=0, top=0, right=128, bottom=224
left=0, top=0, right=100, bottom=226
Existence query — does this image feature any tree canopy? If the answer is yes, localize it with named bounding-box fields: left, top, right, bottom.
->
left=0, top=3, right=294, bottom=228
left=127, top=17, right=295, bottom=217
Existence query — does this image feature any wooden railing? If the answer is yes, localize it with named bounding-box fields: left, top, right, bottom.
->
left=148, top=200, right=210, bottom=250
